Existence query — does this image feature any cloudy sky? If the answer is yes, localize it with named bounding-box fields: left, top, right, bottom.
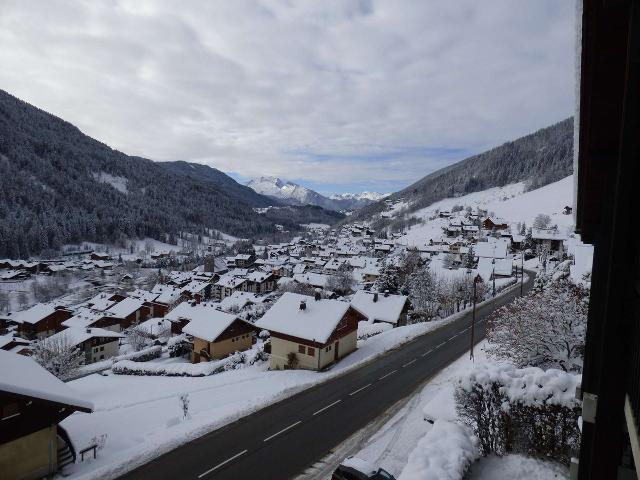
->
left=0, top=0, right=575, bottom=195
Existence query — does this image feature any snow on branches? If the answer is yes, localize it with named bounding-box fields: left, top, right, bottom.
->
left=32, top=334, right=84, bottom=380
left=486, top=278, right=588, bottom=372
left=455, top=363, right=581, bottom=463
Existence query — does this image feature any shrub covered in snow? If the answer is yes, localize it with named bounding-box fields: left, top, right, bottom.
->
left=112, top=344, right=268, bottom=377
left=167, top=334, right=191, bottom=358
left=455, top=363, right=581, bottom=464
left=486, top=279, right=588, bottom=372
left=398, top=420, right=478, bottom=480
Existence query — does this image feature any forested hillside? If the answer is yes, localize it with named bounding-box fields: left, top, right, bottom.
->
left=349, top=118, right=573, bottom=223
left=0, top=90, right=288, bottom=258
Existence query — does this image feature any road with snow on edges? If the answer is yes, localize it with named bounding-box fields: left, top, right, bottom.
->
left=119, top=273, right=534, bottom=480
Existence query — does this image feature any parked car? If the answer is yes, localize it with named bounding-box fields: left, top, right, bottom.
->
left=332, top=457, right=395, bottom=480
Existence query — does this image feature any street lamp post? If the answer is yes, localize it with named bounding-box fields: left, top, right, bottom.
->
left=470, top=273, right=482, bottom=361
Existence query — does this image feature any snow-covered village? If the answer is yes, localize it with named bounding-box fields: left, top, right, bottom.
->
left=0, top=2, right=637, bottom=480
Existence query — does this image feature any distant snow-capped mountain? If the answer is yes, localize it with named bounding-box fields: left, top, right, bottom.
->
left=246, top=176, right=337, bottom=210
left=246, top=176, right=388, bottom=211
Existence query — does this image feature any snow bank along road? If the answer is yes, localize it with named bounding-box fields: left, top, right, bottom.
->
left=119, top=273, right=534, bottom=480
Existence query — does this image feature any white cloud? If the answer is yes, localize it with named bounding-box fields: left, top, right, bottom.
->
left=0, top=0, right=574, bottom=191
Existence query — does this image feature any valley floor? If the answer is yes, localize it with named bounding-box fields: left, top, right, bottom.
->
left=60, top=314, right=466, bottom=480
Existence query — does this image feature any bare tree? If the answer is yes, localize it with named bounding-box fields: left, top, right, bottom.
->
left=486, top=280, right=588, bottom=372
left=17, top=291, right=29, bottom=309
left=126, top=327, right=154, bottom=352
left=536, top=243, right=551, bottom=272
left=144, top=239, right=154, bottom=256
left=0, top=291, right=10, bottom=313
left=32, top=334, right=84, bottom=380
left=533, top=214, right=552, bottom=229
left=326, top=264, right=354, bottom=296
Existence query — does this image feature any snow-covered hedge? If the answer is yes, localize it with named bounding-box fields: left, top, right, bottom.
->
left=68, top=345, right=163, bottom=380
left=455, top=363, right=581, bottom=463
left=112, top=346, right=268, bottom=377
left=398, top=420, right=478, bottom=480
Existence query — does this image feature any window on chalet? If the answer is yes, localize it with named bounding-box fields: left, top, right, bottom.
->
left=307, top=347, right=315, bottom=356
left=298, top=344, right=305, bottom=354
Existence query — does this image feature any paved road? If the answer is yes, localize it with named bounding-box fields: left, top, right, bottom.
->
left=119, top=274, right=533, bottom=480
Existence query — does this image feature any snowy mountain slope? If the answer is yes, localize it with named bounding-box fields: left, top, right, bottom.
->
left=349, top=118, right=573, bottom=224
left=330, top=192, right=390, bottom=210
left=0, top=89, right=288, bottom=258
left=247, top=176, right=387, bottom=211
left=247, top=176, right=332, bottom=208
left=393, top=175, right=575, bottom=247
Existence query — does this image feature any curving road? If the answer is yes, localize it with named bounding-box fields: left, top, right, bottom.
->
left=119, top=273, right=533, bottom=480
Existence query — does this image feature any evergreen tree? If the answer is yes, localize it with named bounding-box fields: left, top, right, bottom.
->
left=375, top=264, right=401, bottom=294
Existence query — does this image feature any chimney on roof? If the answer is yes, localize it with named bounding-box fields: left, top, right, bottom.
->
left=384, top=290, right=389, bottom=297
left=373, top=292, right=378, bottom=302
left=314, top=290, right=321, bottom=301
left=299, top=300, right=307, bottom=311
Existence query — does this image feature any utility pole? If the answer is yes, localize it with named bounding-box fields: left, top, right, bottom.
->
left=470, top=274, right=481, bottom=361
left=492, top=267, right=496, bottom=297
left=520, top=253, right=524, bottom=296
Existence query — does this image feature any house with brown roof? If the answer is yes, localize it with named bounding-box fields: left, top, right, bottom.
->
left=255, top=293, right=365, bottom=371
left=180, top=307, right=257, bottom=363
left=2, top=304, right=74, bottom=341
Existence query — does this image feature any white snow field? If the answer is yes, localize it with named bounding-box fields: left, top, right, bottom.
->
left=393, top=175, right=575, bottom=247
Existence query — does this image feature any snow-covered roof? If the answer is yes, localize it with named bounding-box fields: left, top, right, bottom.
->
left=323, top=258, right=345, bottom=271
left=167, top=271, right=193, bottom=284
left=62, top=308, right=108, bottom=329
left=128, top=288, right=159, bottom=303
left=151, top=284, right=183, bottom=304
left=532, top=228, right=568, bottom=241
left=182, top=280, right=210, bottom=294
left=477, top=257, right=513, bottom=281
left=246, top=271, right=273, bottom=283
left=86, top=293, right=116, bottom=311
left=0, top=350, right=93, bottom=411
left=136, top=317, right=173, bottom=337
left=474, top=240, right=508, bottom=259
left=5, top=303, right=58, bottom=325
left=182, top=309, right=243, bottom=342
left=255, top=292, right=352, bottom=343
left=292, top=264, right=307, bottom=274
left=219, top=291, right=258, bottom=311
left=48, top=327, right=123, bottom=346
left=165, top=302, right=219, bottom=323
left=216, top=274, right=247, bottom=289
left=293, top=272, right=330, bottom=288
left=107, top=297, right=145, bottom=318
left=351, top=290, right=407, bottom=324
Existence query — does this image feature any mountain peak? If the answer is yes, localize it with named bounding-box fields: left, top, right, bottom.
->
left=247, top=176, right=391, bottom=211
